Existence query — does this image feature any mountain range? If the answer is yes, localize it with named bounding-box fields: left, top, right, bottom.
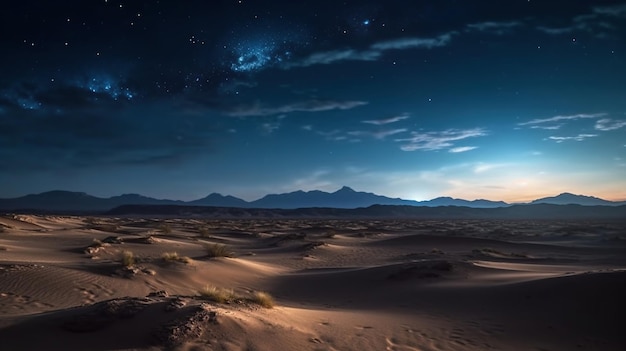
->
left=0, top=187, right=624, bottom=213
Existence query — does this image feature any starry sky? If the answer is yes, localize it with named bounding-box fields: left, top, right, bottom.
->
left=2, top=0, right=626, bottom=202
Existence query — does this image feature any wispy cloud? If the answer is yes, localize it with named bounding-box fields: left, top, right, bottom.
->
left=449, top=146, right=478, bottom=153
left=593, top=3, right=626, bottom=18
left=536, top=26, right=577, bottom=35
left=226, top=99, right=368, bottom=117
left=370, top=33, right=455, bottom=50
left=548, top=134, right=598, bottom=143
left=537, top=4, right=626, bottom=37
left=348, top=128, right=407, bottom=140
left=284, top=169, right=335, bottom=193
left=396, top=128, right=487, bottom=151
left=362, top=113, right=410, bottom=125
left=530, top=125, right=563, bottom=130
left=261, top=122, right=280, bottom=134
left=283, top=49, right=381, bottom=69
left=284, top=32, right=455, bottom=69
left=466, top=21, right=523, bottom=34
left=595, top=118, right=626, bottom=131
left=519, top=113, right=606, bottom=126
left=473, top=163, right=506, bottom=173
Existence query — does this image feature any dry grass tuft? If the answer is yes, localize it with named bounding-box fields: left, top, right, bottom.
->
left=250, top=291, right=275, bottom=308
left=162, top=252, right=191, bottom=264
left=159, top=223, right=172, bottom=234
left=197, top=226, right=212, bottom=238
left=204, top=243, right=234, bottom=258
left=121, top=250, right=135, bottom=267
left=198, top=286, right=236, bottom=303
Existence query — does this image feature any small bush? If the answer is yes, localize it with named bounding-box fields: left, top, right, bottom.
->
left=198, top=286, right=235, bottom=303
left=204, top=243, right=233, bottom=258
left=159, top=223, right=172, bottom=234
left=121, top=250, right=135, bottom=267
left=197, top=226, right=212, bottom=238
left=250, top=291, right=275, bottom=308
left=162, top=252, right=191, bottom=264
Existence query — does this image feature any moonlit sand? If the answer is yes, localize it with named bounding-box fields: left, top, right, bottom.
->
left=1, top=215, right=624, bottom=350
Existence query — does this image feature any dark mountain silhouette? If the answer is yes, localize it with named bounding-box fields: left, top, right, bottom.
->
left=0, top=188, right=623, bottom=213
left=249, top=186, right=416, bottom=209
left=530, top=192, right=625, bottom=206
left=0, top=191, right=179, bottom=212
left=187, top=193, right=249, bottom=207
left=419, top=196, right=508, bottom=208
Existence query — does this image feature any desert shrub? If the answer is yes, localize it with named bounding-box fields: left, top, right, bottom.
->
left=197, top=226, right=212, bottom=238
left=84, top=217, right=98, bottom=225
left=121, top=250, right=135, bottom=267
left=198, top=286, right=235, bottom=303
left=204, top=243, right=233, bottom=258
left=159, top=223, right=172, bottom=234
left=162, top=252, right=191, bottom=264
left=250, top=291, right=275, bottom=308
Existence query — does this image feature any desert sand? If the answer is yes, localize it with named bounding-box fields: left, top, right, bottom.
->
left=0, top=214, right=625, bottom=350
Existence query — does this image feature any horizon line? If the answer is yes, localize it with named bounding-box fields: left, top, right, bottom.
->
left=1, top=187, right=624, bottom=204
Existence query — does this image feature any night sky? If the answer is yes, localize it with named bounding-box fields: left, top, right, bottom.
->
left=2, top=0, right=625, bottom=202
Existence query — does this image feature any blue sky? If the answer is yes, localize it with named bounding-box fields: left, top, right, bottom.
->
left=1, top=1, right=625, bottom=202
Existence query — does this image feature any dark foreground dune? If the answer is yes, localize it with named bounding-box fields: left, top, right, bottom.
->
left=1, top=215, right=625, bottom=350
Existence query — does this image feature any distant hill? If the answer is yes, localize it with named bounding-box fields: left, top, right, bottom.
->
left=249, top=186, right=416, bottom=209
left=0, top=191, right=180, bottom=212
left=530, top=193, right=625, bottom=206
left=419, top=196, right=508, bottom=208
left=0, top=188, right=623, bottom=213
left=187, top=193, right=249, bottom=208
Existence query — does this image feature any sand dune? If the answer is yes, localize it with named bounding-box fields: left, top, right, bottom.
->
left=1, top=215, right=625, bottom=350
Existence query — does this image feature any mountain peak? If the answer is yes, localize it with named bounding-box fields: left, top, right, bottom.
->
left=335, top=186, right=356, bottom=193
left=531, top=192, right=610, bottom=206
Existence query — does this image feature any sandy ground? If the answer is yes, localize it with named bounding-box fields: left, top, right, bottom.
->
left=0, top=214, right=625, bottom=350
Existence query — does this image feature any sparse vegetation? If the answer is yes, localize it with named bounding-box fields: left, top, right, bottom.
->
left=162, top=252, right=191, bottom=264
left=197, top=286, right=275, bottom=308
left=204, top=243, right=233, bottom=258
left=197, top=226, right=212, bottom=238
left=121, top=250, right=135, bottom=267
left=198, top=286, right=236, bottom=303
left=250, top=291, right=275, bottom=308
left=159, top=223, right=172, bottom=234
